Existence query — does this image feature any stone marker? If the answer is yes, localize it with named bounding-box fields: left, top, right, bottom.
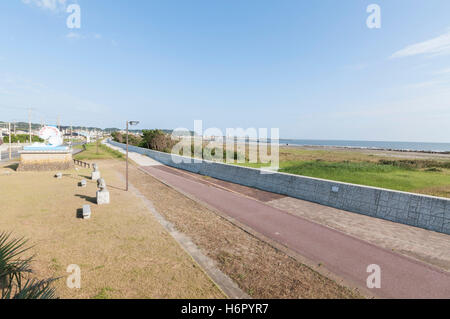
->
left=1, top=170, right=11, bottom=176
left=79, top=180, right=87, bottom=187
left=82, top=205, right=91, bottom=219
left=96, top=178, right=110, bottom=205
left=55, top=172, right=62, bottom=179
left=91, top=163, right=101, bottom=181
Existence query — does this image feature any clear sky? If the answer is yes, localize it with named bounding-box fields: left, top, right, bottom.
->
left=0, top=0, right=449, bottom=142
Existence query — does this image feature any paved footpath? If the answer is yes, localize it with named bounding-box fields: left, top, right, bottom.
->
left=106, top=142, right=450, bottom=299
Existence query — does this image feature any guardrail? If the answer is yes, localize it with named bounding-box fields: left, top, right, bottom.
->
left=0, top=147, right=22, bottom=162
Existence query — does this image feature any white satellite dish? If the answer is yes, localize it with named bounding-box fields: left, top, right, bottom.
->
left=38, top=126, right=64, bottom=147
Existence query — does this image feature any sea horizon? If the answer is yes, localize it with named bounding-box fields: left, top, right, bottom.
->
left=277, top=139, right=450, bottom=153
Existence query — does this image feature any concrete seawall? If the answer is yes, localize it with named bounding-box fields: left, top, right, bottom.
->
left=109, top=140, right=450, bottom=235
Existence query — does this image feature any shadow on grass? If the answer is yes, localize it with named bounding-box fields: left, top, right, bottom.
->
left=76, top=175, right=124, bottom=190
left=107, top=184, right=125, bottom=191
left=70, top=172, right=125, bottom=191
left=75, top=194, right=97, bottom=204
left=76, top=208, right=84, bottom=219
left=5, top=163, right=19, bottom=171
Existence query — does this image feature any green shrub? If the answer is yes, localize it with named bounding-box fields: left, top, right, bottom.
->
left=111, top=131, right=142, bottom=146
left=140, top=129, right=176, bottom=152
left=3, top=134, right=44, bottom=144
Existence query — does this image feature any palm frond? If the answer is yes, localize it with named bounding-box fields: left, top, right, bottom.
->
left=0, top=232, right=58, bottom=299
left=11, top=278, right=58, bottom=299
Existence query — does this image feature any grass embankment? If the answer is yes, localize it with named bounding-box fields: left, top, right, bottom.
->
left=238, top=148, right=450, bottom=198
left=0, top=161, right=224, bottom=299
left=74, top=142, right=124, bottom=161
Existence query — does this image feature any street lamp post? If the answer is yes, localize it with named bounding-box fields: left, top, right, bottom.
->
left=126, top=120, right=139, bottom=191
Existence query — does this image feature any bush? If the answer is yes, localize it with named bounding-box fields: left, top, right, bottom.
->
left=378, top=159, right=450, bottom=169
left=111, top=131, right=124, bottom=143
left=0, top=232, right=57, bottom=299
left=3, top=135, right=43, bottom=144
left=111, top=132, right=142, bottom=146
left=140, top=129, right=176, bottom=152
left=202, top=147, right=240, bottom=161
left=425, top=167, right=442, bottom=172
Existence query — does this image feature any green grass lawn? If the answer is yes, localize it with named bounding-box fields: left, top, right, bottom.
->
left=237, top=150, right=450, bottom=198
left=74, top=143, right=124, bottom=161
left=72, top=144, right=84, bottom=150
left=281, top=161, right=449, bottom=193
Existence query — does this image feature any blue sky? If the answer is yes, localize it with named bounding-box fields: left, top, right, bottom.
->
left=0, top=0, right=449, bottom=142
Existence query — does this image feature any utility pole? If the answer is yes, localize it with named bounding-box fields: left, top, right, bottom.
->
left=125, top=121, right=139, bottom=192
left=8, top=122, right=11, bottom=160
left=96, top=129, right=99, bottom=154
left=126, top=121, right=129, bottom=191
left=28, top=108, right=32, bottom=144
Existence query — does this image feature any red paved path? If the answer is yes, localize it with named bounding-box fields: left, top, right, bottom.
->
left=141, top=165, right=450, bottom=299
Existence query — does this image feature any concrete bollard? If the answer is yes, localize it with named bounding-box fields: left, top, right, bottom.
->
left=96, top=178, right=110, bottom=205
left=91, top=163, right=101, bottom=181
left=82, top=205, right=91, bottom=219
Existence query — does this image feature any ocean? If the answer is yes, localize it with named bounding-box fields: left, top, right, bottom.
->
left=278, top=139, right=450, bottom=153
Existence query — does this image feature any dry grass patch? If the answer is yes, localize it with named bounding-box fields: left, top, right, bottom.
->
left=0, top=161, right=224, bottom=299
left=123, top=162, right=362, bottom=299
left=413, top=185, right=450, bottom=198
